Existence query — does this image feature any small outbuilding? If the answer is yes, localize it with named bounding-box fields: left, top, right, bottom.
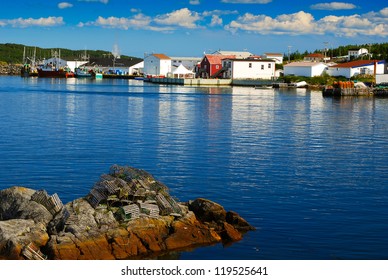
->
left=284, top=61, right=327, bottom=77
left=171, top=64, right=195, bottom=78
left=327, top=60, right=386, bottom=79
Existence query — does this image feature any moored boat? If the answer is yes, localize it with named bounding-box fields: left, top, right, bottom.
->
left=37, top=65, right=74, bottom=78
left=74, top=67, right=93, bottom=78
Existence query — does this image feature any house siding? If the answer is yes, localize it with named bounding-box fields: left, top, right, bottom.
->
left=223, top=60, right=275, bottom=79
left=284, top=63, right=326, bottom=77
left=327, top=61, right=386, bottom=78
left=144, top=54, right=171, bottom=76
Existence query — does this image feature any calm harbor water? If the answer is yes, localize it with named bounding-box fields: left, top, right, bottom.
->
left=0, top=76, right=387, bottom=260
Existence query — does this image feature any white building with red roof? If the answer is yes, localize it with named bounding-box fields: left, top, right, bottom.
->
left=304, top=53, right=325, bottom=62
left=327, top=60, right=386, bottom=78
left=143, top=53, right=171, bottom=77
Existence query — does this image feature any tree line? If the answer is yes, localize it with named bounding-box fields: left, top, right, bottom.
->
left=0, top=43, right=140, bottom=64
left=285, top=42, right=388, bottom=62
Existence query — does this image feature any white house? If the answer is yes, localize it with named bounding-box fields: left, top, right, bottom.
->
left=262, top=53, right=284, bottom=64
left=304, top=53, right=325, bottom=62
left=283, top=61, right=327, bottom=77
left=327, top=60, right=386, bottom=79
left=222, top=58, right=276, bottom=79
left=348, top=48, right=369, bottom=60
left=143, top=53, right=171, bottom=77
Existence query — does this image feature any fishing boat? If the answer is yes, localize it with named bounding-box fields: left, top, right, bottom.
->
left=37, top=50, right=75, bottom=78
left=74, top=67, right=93, bottom=78
left=37, top=65, right=74, bottom=78
left=20, top=47, right=38, bottom=77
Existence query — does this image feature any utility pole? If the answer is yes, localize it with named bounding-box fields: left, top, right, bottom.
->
left=287, top=46, right=292, bottom=63
left=323, top=42, right=329, bottom=61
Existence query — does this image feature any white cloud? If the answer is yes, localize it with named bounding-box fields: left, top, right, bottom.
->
left=0, top=16, right=64, bottom=28
left=226, top=11, right=317, bottom=35
left=79, top=14, right=174, bottom=31
left=78, top=0, right=109, bottom=3
left=225, top=10, right=388, bottom=37
left=221, top=0, right=272, bottom=3
left=190, top=0, right=200, bottom=4
left=80, top=8, right=203, bottom=31
left=202, top=9, right=239, bottom=17
left=310, top=2, right=357, bottom=10
left=154, top=8, right=201, bottom=29
left=58, top=2, right=73, bottom=9
left=317, top=14, right=388, bottom=37
left=210, top=15, right=223, bottom=26
left=380, top=7, right=388, bottom=17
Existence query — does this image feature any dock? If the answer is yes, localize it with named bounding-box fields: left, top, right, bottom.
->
left=146, top=77, right=232, bottom=86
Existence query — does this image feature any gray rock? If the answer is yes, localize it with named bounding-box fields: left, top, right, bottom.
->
left=0, top=187, right=53, bottom=225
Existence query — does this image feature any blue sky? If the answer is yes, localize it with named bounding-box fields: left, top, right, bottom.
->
left=1, top=1, right=387, bottom=58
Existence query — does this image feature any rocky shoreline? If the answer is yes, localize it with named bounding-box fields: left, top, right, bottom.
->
left=0, top=165, right=254, bottom=260
left=0, top=64, right=21, bottom=75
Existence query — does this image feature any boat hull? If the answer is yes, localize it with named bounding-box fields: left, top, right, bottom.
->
left=37, top=69, right=74, bottom=78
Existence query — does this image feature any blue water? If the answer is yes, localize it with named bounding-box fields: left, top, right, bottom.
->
left=0, top=76, right=387, bottom=260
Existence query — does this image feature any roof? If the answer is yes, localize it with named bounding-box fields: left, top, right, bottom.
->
left=212, top=50, right=253, bottom=58
left=222, top=58, right=275, bottom=62
left=152, top=54, right=171, bottom=60
left=203, top=54, right=236, bottom=65
left=170, top=56, right=202, bottom=61
left=87, top=57, right=143, bottom=67
left=284, top=61, right=325, bottom=67
left=173, top=64, right=194, bottom=74
left=264, top=53, right=283, bottom=57
left=305, top=53, right=324, bottom=58
left=329, top=60, right=384, bottom=69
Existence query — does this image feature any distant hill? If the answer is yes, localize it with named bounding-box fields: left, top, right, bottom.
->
left=0, top=43, right=142, bottom=64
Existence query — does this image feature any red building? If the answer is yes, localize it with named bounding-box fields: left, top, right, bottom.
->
left=198, top=54, right=236, bottom=78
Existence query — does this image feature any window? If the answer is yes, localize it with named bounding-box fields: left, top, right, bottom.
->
left=216, top=65, right=219, bottom=69
left=249, top=63, right=252, bottom=68
left=261, top=65, right=264, bottom=70
left=268, top=63, right=271, bottom=68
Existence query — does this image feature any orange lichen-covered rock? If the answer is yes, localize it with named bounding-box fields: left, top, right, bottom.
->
left=0, top=165, right=254, bottom=260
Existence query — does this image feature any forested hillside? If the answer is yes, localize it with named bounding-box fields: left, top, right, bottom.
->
left=0, top=43, right=141, bottom=64
left=287, top=42, right=388, bottom=61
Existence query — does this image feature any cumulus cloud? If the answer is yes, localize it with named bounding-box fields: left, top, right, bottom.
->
left=380, top=7, right=388, bottom=17
left=58, top=2, right=73, bottom=9
left=154, top=8, right=201, bottom=29
left=221, top=0, right=272, bottom=3
left=226, top=11, right=317, bottom=35
left=0, top=16, right=64, bottom=28
left=310, top=2, right=357, bottom=10
left=225, top=9, right=388, bottom=37
left=79, top=13, right=174, bottom=31
left=80, top=8, right=203, bottom=31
